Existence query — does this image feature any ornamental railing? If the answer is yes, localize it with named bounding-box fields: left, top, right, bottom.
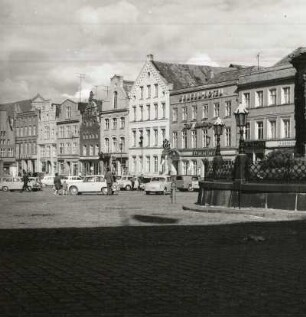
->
left=204, top=160, right=235, bottom=181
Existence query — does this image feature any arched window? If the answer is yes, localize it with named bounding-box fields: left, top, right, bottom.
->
left=105, top=138, right=109, bottom=153
left=113, top=91, right=118, bottom=109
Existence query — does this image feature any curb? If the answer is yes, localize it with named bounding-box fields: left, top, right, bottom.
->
left=182, top=204, right=306, bottom=219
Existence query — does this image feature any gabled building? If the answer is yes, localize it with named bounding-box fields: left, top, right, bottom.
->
left=79, top=92, right=102, bottom=175
left=100, top=75, right=133, bottom=175
left=56, top=99, right=81, bottom=176
left=33, top=95, right=58, bottom=175
left=128, top=54, right=231, bottom=176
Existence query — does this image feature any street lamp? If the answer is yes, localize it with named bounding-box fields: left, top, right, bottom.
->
left=213, top=117, right=225, bottom=157
left=234, top=103, right=249, bottom=154
left=139, top=135, right=143, bottom=175
left=119, top=142, right=123, bottom=176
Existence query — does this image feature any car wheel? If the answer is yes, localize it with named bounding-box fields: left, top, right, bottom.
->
left=69, top=186, right=78, bottom=195
left=2, top=186, right=8, bottom=192
left=188, top=185, right=194, bottom=192
left=145, top=191, right=150, bottom=195
left=101, top=187, right=108, bottom=195
left=125, top=185, right=131, bottom=191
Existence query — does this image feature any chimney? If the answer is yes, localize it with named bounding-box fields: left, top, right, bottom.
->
left=147, top=54, right=154, bottom=62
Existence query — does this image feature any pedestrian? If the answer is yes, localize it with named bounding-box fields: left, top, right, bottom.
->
left=62, top=180, right=68, bottom=195
left=134, top=177, right=139, bottom=190
left=20, top=172, right=30, bottom=192
left=131, top=177, right=135, bottom=191
left=53, top=173, right=62, bottom=195
left=105, top=167, right=114, bottom=195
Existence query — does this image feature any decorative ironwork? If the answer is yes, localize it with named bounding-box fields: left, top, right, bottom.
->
left=204, top=160, right=235, bottom=181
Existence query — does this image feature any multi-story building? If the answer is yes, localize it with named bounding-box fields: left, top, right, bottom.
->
left=238, top=63, right=296, bottom=162
left=0, top=104, right=17, bottom=176
left=128, top=54, right=229, bottom=176
left=56, top=99, right=81, bottom=176
left=15, top=96, right=41, bottom=174
left=34, top=95, right=58, bottom=175
left=169, top=67, right=256, bottom=176
left=79, top=92, right=102, bottom=175
left=100, top=75, right=133, bottom=175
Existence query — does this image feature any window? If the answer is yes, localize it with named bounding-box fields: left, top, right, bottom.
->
left=33, top=126, right=36, bottom=136
left=154, top=103, right=158, bottom=119
left=182, top=107, right=187, bottom=121
left=268, top=120, right=276, bottom=139
left=147, top=85, right=151, bottom=98
left=245, top=123, right=250, bottom=140
left=269, top=89, right=276, bottom=106
left=28, top=126, right=32, bottom=136
left=243, top=93, right=250, bottom=108
left=191, top=130, right=197, bottom=148
left=256, top=91, right=264, bottom=107
left=283, top=119, right=291, bottom=138
left=162, top=103, right=166, bottom=118
left=105, top=119, right=109, bottom=130
left=225, top=127, right=231, bottom=147
left=146, top=156, right=151, bottom=173
left=67, top=143, right=71, bottom=154
left=120, top=117, right=125, bottom=129
left=192, top=105, right=197, bottom=120
left=105, top=138, right=110, bottom=152
left=192, top=161, right=197, bottom=175
left=140, top=105, right=143, bottom=121
left=202, top=129, right=208, bottom=147
left=172, top=108, right=178, bottom=122
left=120, top=137, right=125, bottom=151
left=182, top=161, right=188, bottom=175
left=282, top=87, right=290, bottom=104
left=182, top=131, right=187, bottom=149
left=66, top=106, right=71, bottom=118
left=202, top=104, right=208, bottom=119
left=256, top=121, right=264, bottom=140
left=213, top=103, right=220, bottom=117
left=132, top=156, right=136, bottom=173
left=113, top=91, right=118, bottom=109
left=132, top=130, right=136, bottom=147
left=72, top=142, right=77, bottom=154
left=25, top=126, right=28, bottom=136
left=146, top=104, right=150, bottom=120
left=153, top=156, right=158, bottom=173
left=172, top=132, right=178, bottom=148
left=154, top=129, right=158, bottom=146
left=140, top=86, right=144, bottom=99
left=161, top=128, right=166, bottom=142
left=154, top=84, right=158, bottom=98
left=112, top=138, right=117, bottom=152
left=112, top=118, right=117, bottom=129
left=146, top=129, right=151, bottom=147
left=133, top=106, right=136, bottom=121
left=225, top=101, right=231, bottom=117
left=60, top=143, right=64, bottom=154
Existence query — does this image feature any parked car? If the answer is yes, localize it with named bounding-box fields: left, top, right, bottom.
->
left=116, top=176, right=133, bottom=190
left=144, top=175, right=172, bottom=195
left=63, top=175, right=84, bottom=186
left=176, top=175, right=200, bottom=192
left=139, top=175, right=155, bottom=190
left=41, top=175, right=55, bottom=187
left=0, top=176, right=23, bottom=191
left=68, top=175, right=119, bottom=195
left=28, top=177, right=43, bottom=191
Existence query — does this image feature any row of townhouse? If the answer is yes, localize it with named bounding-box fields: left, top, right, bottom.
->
left=1, top=47, right=306, bottom=177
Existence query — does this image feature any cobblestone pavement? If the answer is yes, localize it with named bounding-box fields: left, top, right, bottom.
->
left=1, top=189, right=306, bottom=316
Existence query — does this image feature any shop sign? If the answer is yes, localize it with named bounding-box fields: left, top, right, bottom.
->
left=266, top=140, right=295, bottom=148
left=183, top=122, right=213, bottom=130
left=244, top=141, right=266, bottom=150
left=192, top=149, right=215, bottom=157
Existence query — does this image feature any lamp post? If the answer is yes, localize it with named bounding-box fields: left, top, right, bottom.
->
left=213, top=117, right=225, bottom=157
left=139, top=135, right=143, bottom=175
left=119, top=142, right=123, bottom=176
left=234, top=103, right=249, bottom=154
left=233, top=103, right=249, bottom=182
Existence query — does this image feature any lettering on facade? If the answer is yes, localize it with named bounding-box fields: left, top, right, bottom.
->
left=244, top=141, right=266, bottom=150
left=183, top=122, right=213, bottom=130
left=191, top=149, right=215, bottom=157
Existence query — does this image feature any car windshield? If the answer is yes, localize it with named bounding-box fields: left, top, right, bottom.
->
left=142, top=178, right=152, bottom=183
left=151, top=177, right=165, bottom=182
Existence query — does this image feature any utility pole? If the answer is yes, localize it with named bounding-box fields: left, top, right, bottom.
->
left=76, top=74, right=86, bottom=102
left=256, top=52, right=260, bottom=71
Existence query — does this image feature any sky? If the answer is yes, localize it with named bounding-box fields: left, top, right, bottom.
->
left=0, top=0, right=306, bottom=104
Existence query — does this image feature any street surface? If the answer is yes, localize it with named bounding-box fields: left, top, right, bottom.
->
left=0, top=189, right=306, bottom=316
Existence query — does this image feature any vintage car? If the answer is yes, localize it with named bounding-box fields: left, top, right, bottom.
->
left=144, top=175, right=172, bottom=195
left=28, top=177, right=43, bottom=191
left=0, top=176, right=23, bottom=191
left=175, top=175, right=200, bottom=192
left=116, top=176, right=133, bottom=190
left=139, top=175, right=155, bottom=190
left=41, top=175, right=55, bottom=187
left=68, top=175, right=119, bottom=195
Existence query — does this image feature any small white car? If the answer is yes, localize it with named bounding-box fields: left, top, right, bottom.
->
left=68, top=175, right=119, bottom=195
left=116, top=176, right=133, bottom=190
left=41, top=175, right=55, bottom=187
left=0, top=176, right=23, bottom=191
left=144, top=176, right=172, bottom=195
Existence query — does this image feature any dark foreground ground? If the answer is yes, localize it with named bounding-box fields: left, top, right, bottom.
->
left=1, top=220, right=306, bottom=317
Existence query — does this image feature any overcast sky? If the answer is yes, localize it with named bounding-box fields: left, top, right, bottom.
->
left=0, top=0, right=306, bottom=103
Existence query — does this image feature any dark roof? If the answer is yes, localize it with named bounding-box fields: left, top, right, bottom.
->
left=274, top=47, right=306, bottom=66
left=152, top=61, right=230, bottom=90
left=0, top=99, right=32, bottom=116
